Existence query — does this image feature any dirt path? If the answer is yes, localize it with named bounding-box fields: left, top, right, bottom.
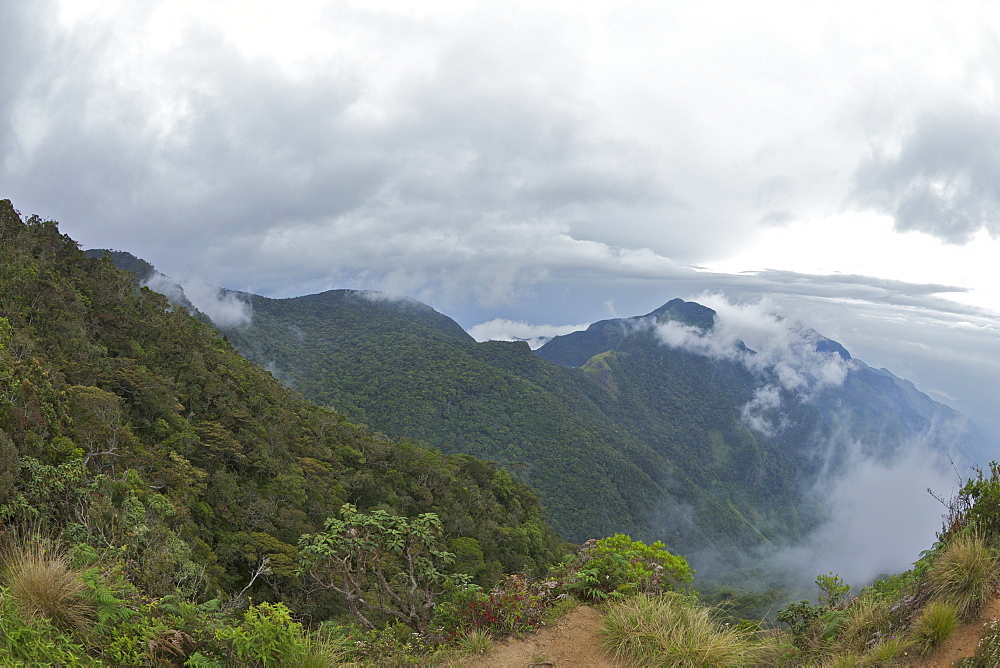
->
left=909, top=596, right=1000, bottom=667
left=452, top=596, right=998, bottom=667
left=457, top=605, right=625, bottom=668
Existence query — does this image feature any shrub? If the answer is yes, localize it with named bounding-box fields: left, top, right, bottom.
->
left=939, top=462, right=1000, bottom=542
left=0, top=533, right=94, bottom=632
left=776, top=600, right=824, bottom=641
left=816, top=572, right=851, bottom=609
left=602, top=593, right=773, bottom=667
left=910, top=600, right=958, bottom=655
left=298, top=504, right=461, bottom=633
left=434, top=574, right=554, bottom=639
left=214, top=601, right=308, bottom=667
left=558, top=534, right=692, bottom=601
left=928, top=533, right=1000, bottom=621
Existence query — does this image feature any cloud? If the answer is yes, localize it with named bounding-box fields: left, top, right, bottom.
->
left=775, top=434, right=958, bottom=587
left=740, top=384, right=785, bottom=437
left=144, top=274, right=252, bottom=328
left=852, top=110, right=1000, bottom=243
left=468, top=318, right=590, bottom=350
left=654, top=295, right=852, bottom=396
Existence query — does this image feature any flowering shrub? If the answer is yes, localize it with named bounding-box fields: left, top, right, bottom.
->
left=435, top=575, right=554, bottom=639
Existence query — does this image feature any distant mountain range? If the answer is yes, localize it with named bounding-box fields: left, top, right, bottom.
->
left=90, top=249, right=989, bottom=562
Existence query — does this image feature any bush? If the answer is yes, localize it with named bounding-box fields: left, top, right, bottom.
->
left=434, top=574, right=554, bottom=639
left=939, top=462, right=1000, bottom=541
left=214, top=602, right=308, bottom=667
left=558, top=534, right=692, bottom=601
left=602, top=593, right=773, bottom=667
left=928, top=533, right=1000, bottom=621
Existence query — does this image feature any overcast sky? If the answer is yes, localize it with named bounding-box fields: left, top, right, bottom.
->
left=2, top=0, right=999, bottom=439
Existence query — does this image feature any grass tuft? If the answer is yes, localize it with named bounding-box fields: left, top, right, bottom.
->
left=0, top=534, right=94, bottom=632
left=837, top=595, right=893, bottom=653
left=602, top=593, right=773, bottom=667
left=456, top=628, right=492, bottom=656
left=910, top=600, right=958, bottom=655
left=927, top=533, right=1000, bottom=621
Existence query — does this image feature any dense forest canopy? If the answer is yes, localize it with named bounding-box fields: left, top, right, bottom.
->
left=0, top=200, right=564, bottom=611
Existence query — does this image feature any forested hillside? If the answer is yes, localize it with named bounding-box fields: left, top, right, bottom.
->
left=91, top=240, right=986, bottom=568
left=0, top=200, right=564, bottom=611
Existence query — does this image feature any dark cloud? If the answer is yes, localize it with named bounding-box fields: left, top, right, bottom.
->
left=852, top=110, right=1000, bottom=243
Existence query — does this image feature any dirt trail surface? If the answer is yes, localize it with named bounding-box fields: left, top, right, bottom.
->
left=457, top=605, right=625, bottom=668
left=910, top=596, right=1000, bottom=667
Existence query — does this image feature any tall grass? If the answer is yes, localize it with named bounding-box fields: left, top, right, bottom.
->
left=836, top=595, right=893, bottom=653
left=602, top=593, right=775, bottom=667
left=927, top=533, right=1000, bottom=621
left=0, top=534, right=93, bottom=631
left=909, top=600, right=958, bottom=655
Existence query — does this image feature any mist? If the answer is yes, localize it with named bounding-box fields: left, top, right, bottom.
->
left=775, top=435, right=957, bottom=589
left=144, top=273, right=252, bottom=328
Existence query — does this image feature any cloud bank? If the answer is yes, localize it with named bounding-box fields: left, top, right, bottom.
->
left=468, top=318, right=592, bottom=350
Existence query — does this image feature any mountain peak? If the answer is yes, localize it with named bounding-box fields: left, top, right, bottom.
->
left=644, top=299, right=716, bottom=330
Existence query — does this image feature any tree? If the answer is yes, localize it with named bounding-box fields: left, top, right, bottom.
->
left=297, top=504, right=461, bottom=633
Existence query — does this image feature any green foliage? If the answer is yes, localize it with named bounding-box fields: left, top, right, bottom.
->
left=0, top=200, right=562, bottom=624
left=215, top=602, right=308, bottom=667
left=940, top=461, right=1000, bottom=541
left=298, top=503, right=462, bottom=633
left=556, top=534, right=693, bottom=601
left=816, top=571, right=851, bottom=609
left=435, top=574, right=553, bottom=639
left=0, top=591, right=94, bottom=667
left=776, top=599, right=824, bottom=640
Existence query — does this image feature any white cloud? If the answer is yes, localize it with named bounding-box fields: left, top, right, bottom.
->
left=776, top=437, right=957, bottom=587
left=468, top=318, right=590, bottom=350
left=143, top=274, right=252, bottom=328
left=654, top=295, right=852, bottom=396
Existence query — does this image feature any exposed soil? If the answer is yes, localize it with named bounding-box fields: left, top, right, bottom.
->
left=457, top=605, right=625, bottom=668
left=909, top=596, right=1000, bottom=667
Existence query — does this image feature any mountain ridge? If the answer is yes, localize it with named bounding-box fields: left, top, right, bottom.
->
left=91, top=247, right=989, bottom=566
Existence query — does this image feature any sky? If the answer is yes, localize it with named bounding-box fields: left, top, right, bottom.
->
left=2, top=0, right=999, bottom=440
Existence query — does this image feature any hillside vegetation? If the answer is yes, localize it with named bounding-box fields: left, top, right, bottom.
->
left=113, top=260, right=987, bottom=563
left=0, top=200, right=566, bottom=664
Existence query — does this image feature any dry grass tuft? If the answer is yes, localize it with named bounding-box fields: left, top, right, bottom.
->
left=0, top=533, right=94, bottom=631
left=602, top=593, right=775, bottom=667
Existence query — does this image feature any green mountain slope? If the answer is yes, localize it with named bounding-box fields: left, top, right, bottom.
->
left=1, top=201, right=564, bottom=610
left=91, top=249, right=986, bottom=564
left=220, top=289, right=674, bottom=544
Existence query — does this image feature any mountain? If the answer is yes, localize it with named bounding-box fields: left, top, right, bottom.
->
left=2, top=202, right=565, bottom=611
left=90, top=251, right=987, bottom=565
